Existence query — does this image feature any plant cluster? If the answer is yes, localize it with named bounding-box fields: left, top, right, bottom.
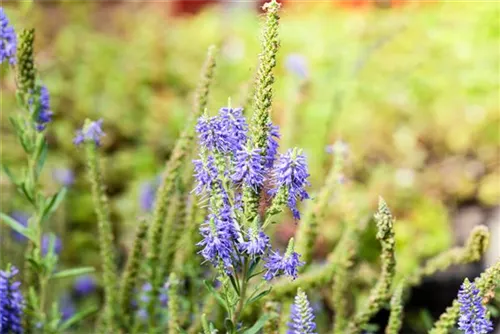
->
left=1, top=3, right=499, bottom=334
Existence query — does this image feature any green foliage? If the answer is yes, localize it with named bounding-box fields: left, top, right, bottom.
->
left=1, top=2, right=499, bottom=333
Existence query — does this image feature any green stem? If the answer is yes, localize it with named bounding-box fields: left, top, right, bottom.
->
left=85, top=143, right=118, bottom=333
left=232, top=260, right=249, bottom=327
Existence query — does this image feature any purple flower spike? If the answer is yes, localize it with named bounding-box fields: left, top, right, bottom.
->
left=195, top=107, right=248, bottom=154
left=196, top=114, right=235, bottom=153
left=270, top=148, right=310, bottom=220
left=0, top=8, right=17, bottom=65
left=34, top=86, right=53, bottom=132
left=193, top=154, right=217, bottom=195
left=233, top=146, right=264, bottom=190
left=219, top=107, right=248, bottom=151
left=0, top=266, right=24, bottom=334
left=287, top=288, right=317, bottom=334
left=457, top=278, right=493, bottom=334
left=41, top=234, right=62, bottom=256
left=197, top=214, right=236, bottom=271
left=239, top=228, right=270, bottom=257
left=73, top=276, right=96, bottom=296
left=73, top=119, right=105, bottom=146
left=265, top=123, right=280, bottom=169
left=263, top=239, right=304, bottom=281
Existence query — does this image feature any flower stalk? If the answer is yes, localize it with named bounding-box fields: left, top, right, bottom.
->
left=346, top=198, right=396, bottom=334
left=84, top=139, right=118, bottom=333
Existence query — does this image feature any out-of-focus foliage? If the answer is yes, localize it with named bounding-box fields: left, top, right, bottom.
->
left=1, top=1, right=498, bottom=278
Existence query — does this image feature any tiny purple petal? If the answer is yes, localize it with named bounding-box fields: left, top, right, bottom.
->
left=73, top=119, right=105, bottom=146
left=0, top=8, right=17, bottom=65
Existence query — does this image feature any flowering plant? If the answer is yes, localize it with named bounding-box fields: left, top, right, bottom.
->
left=1, top=2, right=499, bottom=334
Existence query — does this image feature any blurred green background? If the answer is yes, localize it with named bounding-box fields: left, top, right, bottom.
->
left=1, top=1, right=499, bottom=327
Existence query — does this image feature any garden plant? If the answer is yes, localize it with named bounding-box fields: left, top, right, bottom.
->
left=0, top=1, right=499, bottom=333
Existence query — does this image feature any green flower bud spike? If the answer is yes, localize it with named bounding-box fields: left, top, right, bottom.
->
left=160, top=181, right=187, bottom=276
left=346, top=197, right=396, bottom=334
left=194, top=45, right=217, bottom=118
left=385, top=280, right=405, bottom=334
left=408, top=225, right=490, bottom=287
left=243, top=0, right=281, bottom=225
left=16, top=29, right=36, bottom=99
left=168, top=273, right=181, bottom=333
left=146, top=46, right=217, bottom=329
left=83, top=128, right=118, bottom=333
left=331, top=225, right=357, bottom=334
left=119, top=217, right=149, bottom=326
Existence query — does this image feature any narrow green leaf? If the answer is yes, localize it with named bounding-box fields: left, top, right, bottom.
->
left=203, top=280, right=230, bottom=313
left=247, top=257, right=261, bottom=279
left=0, top=212, right=35, bottom=242
left=20, top=182, right=35, bottom=205
left=1, top=164, right=18, bottom=185
left=59, top=306, right=99, bottom=331
left=228, top=274, right=240, bottom=296
left=245, top=288, right=271, bottom=306
left=51, top=267, right=95, bottom=280
left=42, top=188, right=67, bottom=220
left=242, top=314, right=271, bottom=334
left=248, top=269, right=266, bottom=280
left=35, top=139, right=48, bottom=177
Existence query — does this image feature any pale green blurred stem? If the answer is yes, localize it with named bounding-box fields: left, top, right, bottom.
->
left=25, top=133, right=47, bottom=331
left=281, top=81, right=305, bottom=152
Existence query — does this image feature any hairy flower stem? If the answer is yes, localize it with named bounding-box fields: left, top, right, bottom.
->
left=160, top=187, right=184, bottom=275
left=85, top=143, right=118, bottom=333
left=232, top=260, right=249, bottom=325
left=385, top=280, right=405, bottom=334
left=119, top=217, right=148, bottom=327
left=408, top=225, right=490, bottom=287
left=146, top=45, right=217, bottom=329
left=332, top=225, right=357, bottom=333
left=429, top=260, right=500, bottom=334
left=168, top=273, right=180, bottom=332
left=346, top=198, right=396, bottom=334
left=243, top=0, right=281, bottom=225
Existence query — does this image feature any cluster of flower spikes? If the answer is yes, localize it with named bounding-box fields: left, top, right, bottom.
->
left=0, top=8, right=16, bottom=65
left=193, top=106, right=310, bottom=280
left=457, top=278, right=493, bottom=334
left=0, top=266, right=24, bottom=334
